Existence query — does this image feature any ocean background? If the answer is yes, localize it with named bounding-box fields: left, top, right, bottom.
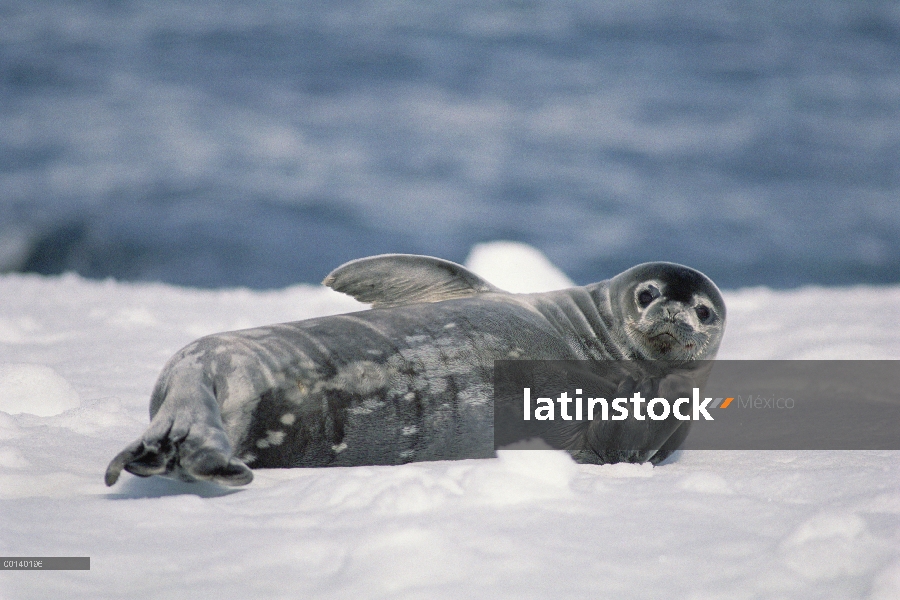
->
left=2, top=0, right=899, bottom=290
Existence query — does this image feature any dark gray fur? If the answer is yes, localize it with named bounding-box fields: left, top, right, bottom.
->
left=105, top=254, right=725, bottom=486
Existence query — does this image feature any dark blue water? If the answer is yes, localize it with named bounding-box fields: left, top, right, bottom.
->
left=2, top=0, right=899, bottom=289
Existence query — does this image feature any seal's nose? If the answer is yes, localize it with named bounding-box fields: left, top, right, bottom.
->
left=662, top=303, right=684, bottom=320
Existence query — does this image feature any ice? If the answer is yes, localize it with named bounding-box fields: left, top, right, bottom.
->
left=0, top=243, right=897, bottom=599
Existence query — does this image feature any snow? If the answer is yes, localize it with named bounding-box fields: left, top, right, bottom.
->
left=1, top=242, right=898, bottom=599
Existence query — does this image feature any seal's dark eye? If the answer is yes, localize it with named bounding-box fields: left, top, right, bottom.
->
left=638, top=291, right=653, bottom=306
left=637, top=286, right=659, bottom=308
left=695, top=305, right=711, bottom=322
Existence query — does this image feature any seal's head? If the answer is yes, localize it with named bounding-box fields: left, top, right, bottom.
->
left=609, top=262, right=726, bottom=361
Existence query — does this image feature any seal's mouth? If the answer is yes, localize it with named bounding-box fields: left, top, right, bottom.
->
left=651, top=332, right=679, bottom=344
left=627, top=319, right=703, bottom=359
left=648, top=331, right=695, bottom=354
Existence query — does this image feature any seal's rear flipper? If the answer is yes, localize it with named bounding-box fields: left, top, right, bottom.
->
left=105, top=438, right=160, bottom=486
left=175, top=442, right=253, bottom=486
left=105, top=439, right=175, bottom=486
left=105, top=423, right=253, bottom=487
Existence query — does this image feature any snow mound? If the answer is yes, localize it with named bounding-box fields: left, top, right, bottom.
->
left=0, top=363, right=80, bottom=416
left=465, top=241, right=574, bottom=292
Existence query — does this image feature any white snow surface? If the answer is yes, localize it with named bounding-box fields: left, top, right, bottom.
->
left=1, top=242, right=899, bottom=599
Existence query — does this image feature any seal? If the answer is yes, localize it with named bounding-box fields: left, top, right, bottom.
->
left=105, top=254, right=726, bottom=486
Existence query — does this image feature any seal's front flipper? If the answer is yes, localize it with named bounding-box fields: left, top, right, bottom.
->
left=323, top=253, right=499, bottom=307
left=105, top=421, right=253, bottom=487
left=648, top=422, right=690, bottom=465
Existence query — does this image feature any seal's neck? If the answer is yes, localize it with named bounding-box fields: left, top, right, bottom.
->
left=525, top=283, right=631, bottom=360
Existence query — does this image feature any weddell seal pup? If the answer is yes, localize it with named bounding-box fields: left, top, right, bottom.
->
left=105, top=255, right=726, bottom=486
